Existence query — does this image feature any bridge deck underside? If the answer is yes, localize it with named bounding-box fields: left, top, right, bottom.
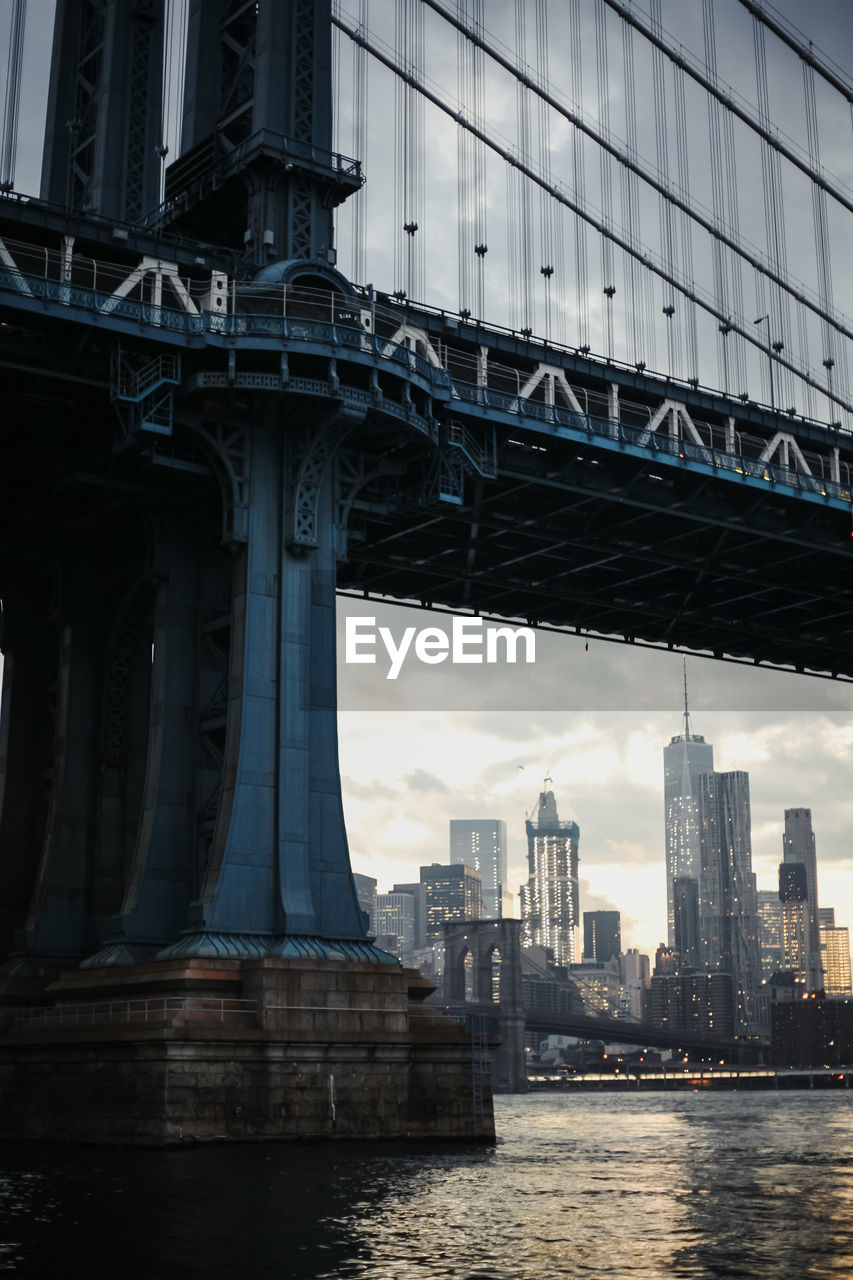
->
left=342, top=431, right=853, bottom=679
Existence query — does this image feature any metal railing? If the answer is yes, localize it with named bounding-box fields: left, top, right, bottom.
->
left=0, top=262, right=850, bottom=504
left=0, top=996, right=258, bottom=1028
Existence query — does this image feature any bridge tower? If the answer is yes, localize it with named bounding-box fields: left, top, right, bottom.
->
left=444, top=920, right=527, bottom=1093
left=1, top=0, right=374, bottom=972
left=0, top=0, right=491, bottom=1142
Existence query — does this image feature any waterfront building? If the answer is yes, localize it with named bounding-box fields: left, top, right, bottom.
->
left=654, top=944, right=679, bottom=975
left=663, top=667, right=714, bottom=948
left=420, top=863, right=482, bottom=938
left=820, top=918, right=852, bottom=996
left=352, top=873, right=377, bottom=933
left=521, top=782, right=580, bottom=966
left=619, top=949, right=651, bottom=1021
left=645, top=970, right=735, bottom=1038
left=771, top=997, right=853, bottom=1068
left=756, top=890, right=785, bottom=979
left=583, top=910, right=621, bottom=964
left=376, top=891, right=416, bottom=966
left=672, top=877, right=700, bottom=968
left=520, top=946, right=584, bottom=1016
left=782, top=808, right=823, bottom=991
left=571, top=957, right=622, bottom=1015
left=449, top=819, right=508, bottom=919
left=392, top=881, right=427, bottom=950
left=779, top=860, right=809, bottom=991
left=697, top=769, right=763, bottom=1035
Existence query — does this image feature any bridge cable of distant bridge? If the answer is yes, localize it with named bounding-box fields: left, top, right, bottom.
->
left=333, top=5, right=853, bottom=419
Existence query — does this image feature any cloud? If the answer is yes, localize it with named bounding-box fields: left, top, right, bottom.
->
left=401, top=769, right=450, bottom=794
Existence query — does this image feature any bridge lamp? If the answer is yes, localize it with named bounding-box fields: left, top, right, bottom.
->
left=754, top=314, right=777, bottom=411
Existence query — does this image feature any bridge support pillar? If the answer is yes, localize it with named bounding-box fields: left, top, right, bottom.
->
left=0, top=958, right=494, bottom=1143
left=444, top=919, right=528, bottom=1093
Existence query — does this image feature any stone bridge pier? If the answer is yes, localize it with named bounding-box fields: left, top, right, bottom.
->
left=444, top=919, right=527, bottom=1092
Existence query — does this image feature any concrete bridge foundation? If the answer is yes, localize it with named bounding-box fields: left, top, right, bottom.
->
left=0, top=958, right=493, bottom=1143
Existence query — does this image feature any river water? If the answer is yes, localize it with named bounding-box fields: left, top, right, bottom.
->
left=1, top=1092, right=851, bottom=1278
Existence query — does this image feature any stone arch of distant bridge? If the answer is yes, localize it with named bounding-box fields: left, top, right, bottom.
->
left=443, top=918, right=526, bottom=1092
left=444, top=919, right=523, bottom=1014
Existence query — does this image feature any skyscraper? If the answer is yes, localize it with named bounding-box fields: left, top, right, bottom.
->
left=521, top=782, right=580, bottom=967
left=697, top=769, right=763, bottom=1035
left=352, top=873, right=377, bottom=934
left=663, top=664, right=714, bottom=948
left=376, top=891, right=416, bottom=966
left=779, top=859, right=809, bottom=989
left=420, top=863, right=482, bottom=937
left=782, top=808, right=822, bottom=991
left=756, top=889, right=785, bottom=979
left=449, top=819, right=508, bottom=919
left=818, top=908, right=852, bottom=996
left=583, top=910, right=621, bottom=963
left=672, top=876, right=700, bottom=968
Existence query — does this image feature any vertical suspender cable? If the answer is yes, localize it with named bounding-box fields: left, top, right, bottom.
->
left=702, top=0, right=731, bottom=394
left=535, top=0, right=557, bottom=342
left=672, top=65, right=698, bottom=382
left=650, top=0, right=676, bottom=377
left=594, top=0, right=615, bottom=360
left=458, top=0, right=488, bottom=320
left=1, top=0, right=27, bottom=191
left=803, top=60, right=847, bottom=425
left=176, top=0, right=186, bottom=158
left=457, top=0, right=472, bottom=314
left=161, top=0, right=173, bottom=203
left=703, top=0, right=747, bottom=397
left=568, top=0, right=588, bottom=352
left=415, top=0, right=425, bottom=301
left=349, top=0, right=369, bottom=285
left=394, top=3, right=420, bottom=298
left=471, top=0, right=487, bottom=321
left=393, top=3, right=403, bottom=295
left=621, top=16, right=650, bottom=368
left=753, top=15, right=792, bottom=411
left=720, top=82, right=746, bottom=395
left=514, top=0, right=534, bottom=332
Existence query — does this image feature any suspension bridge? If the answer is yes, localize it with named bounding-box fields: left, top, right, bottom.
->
left=0, top=0, right=850, bottom=1139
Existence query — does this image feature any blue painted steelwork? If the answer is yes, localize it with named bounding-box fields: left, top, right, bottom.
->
left=156, top=932, right=398, bottom=964
left=0, top=261, right=848, bottom=512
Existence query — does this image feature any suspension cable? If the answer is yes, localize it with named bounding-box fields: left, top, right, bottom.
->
left=419, top=0, right=853, bottom=352
left=568, top=0, right=588, bottom=352
left=1, top=0, right=26, bottom=191
left=597, top=0, right=853, bottom=218
left=332, top=9, right=853, bottom=416
left=595, top=0, right=615, bottom=361
left=737, top=0, right=853, bottom=107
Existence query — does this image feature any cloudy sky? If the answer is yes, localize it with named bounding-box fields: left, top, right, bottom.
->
left=336, top=599, right=853, bottom=956
left=4, top=0, right=852, bottom=958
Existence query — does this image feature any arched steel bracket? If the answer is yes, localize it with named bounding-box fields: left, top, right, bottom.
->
left=334, top=449, right=407, bottom=562
left=284, top=404, right=365, bottom=552
left=178, top=415, right=250, bottom=546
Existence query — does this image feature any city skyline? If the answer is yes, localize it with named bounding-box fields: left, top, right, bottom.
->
left=338, top=596, right=853, bottom=962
